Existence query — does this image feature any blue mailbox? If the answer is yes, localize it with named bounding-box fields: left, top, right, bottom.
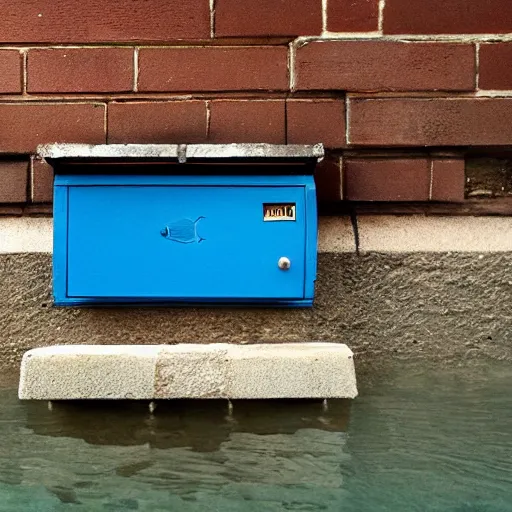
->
left=39, top=144, right=323, bottom=307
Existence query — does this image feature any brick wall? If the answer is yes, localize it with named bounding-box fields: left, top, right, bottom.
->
left=1, top=0, right=512, bottom=212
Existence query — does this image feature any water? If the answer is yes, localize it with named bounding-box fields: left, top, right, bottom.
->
left=0, top=363, right=511, bottom=511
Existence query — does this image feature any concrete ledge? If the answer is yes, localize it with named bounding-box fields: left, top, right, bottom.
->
left=319, top=216, right=512, bottom=253
left=18, top=343, right=357, bottom=400
left=37, top=143, right=324, bottom=161
left=4, top=216, right=512, bottom=254
left=227, top=344, right=357, bottom=399
left=18, top=345, right=159, bottom=400
left=0, top=217, right=53, bottom=254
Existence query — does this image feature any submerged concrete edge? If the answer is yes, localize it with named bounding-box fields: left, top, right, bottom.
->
left=18, top=343, right=357, bottom=400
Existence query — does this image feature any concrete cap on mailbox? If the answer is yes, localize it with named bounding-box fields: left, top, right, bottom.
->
left=37, top=143, right=324, bottom=164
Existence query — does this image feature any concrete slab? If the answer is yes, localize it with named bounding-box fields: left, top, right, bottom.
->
left=227, top=343, right=357, bottom=399
left=154, top=344, right=229, bottom=399
left=18, top=343, right=357, bottom=400
left=18, top=345, right=159, bottom=400
left=37, top=143, right=324, bottom=162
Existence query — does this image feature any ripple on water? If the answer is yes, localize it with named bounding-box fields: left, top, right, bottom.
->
left=0, top=363, right=510, bottom=511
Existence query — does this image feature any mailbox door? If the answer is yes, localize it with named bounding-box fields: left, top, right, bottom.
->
left=66, top=183, right=307, bottom=300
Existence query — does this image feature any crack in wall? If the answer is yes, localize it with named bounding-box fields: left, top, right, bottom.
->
left=21, top=49, right=27, bottom=95
left=133, top=48, right=139, bottom=93
left=321, top=0, right=328, bottom=34
left=429, top=158, right=434, bottom=200
left=475, top=43, right=480, bottom=90
left=205, top=99, right=211, bottom=139
left=288, top=40, right=297, bottom=92
left=378, top=0, right=386, bottom=33
left=209, top=0, right=216, bottom=39
left=345, top=96, right=351, bottom=146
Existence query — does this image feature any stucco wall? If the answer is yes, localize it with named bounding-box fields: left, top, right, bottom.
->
left=2, top=252, right=511, bottom=371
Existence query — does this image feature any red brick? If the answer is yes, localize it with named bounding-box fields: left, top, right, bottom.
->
left=28, top=49, right=133, bottom=93
left=286, top=99, right=346, bottom=148
left=479, top=44, right=512, bottom=90
left=295, top=41, right=475, bottom=92
left=431, top=159, right=465, bottom=202
left=0, top=161, right=28, bottom=203
left=0, top=51, right=21, bottom=93
left=0, top=206, right=22, bottom=215
left=349, top=98, right=512, bottom=147
left=215, top=0, right=321, bottom=37
left=327, top=0, right=379, bottom=32
left=209, top=101, right=285, bottom=143
left=31, top=157, right=53, bottom=203
left=384, top=0, right=512, bottom=34
left=24, top=204, right=52, bottom=215
left=139, top=47, right=288, bottom=92
left=0, top=103, right=105, bottom=153
left=315, top=156, right=343, bottom=202
left=108, top=102, right=207, bottom=144
left=344, top=158, right=430, bottom=201
left=0, top=0, right=210, bottom=43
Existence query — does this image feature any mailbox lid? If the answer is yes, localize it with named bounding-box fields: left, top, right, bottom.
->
left=62, top=176, right=311, bottom=300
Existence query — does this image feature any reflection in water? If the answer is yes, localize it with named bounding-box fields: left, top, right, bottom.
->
left=25, top=399, right=350, bottom=450
left=0, top=364, right=511, bottom=511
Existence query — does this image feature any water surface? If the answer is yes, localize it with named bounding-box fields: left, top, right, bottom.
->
left=0, top=363, right=510, bottom=511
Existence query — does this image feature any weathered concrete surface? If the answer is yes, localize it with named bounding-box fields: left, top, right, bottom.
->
left=0, top=218, right=53, bottom=253
left=155, top=344, right=228, bottom=399
left=4, top=216, right=512, bottom=255
left=356, top=216, right=512, bottom=252
left=19, top=343, right=356, bottom=400
left=1, top=253, right=511, bottom=371
left=37, top=143, right=324, bottom=162
left=18, top=345, right=158, bottom=400
left=227, top=343, right=357, bottom=399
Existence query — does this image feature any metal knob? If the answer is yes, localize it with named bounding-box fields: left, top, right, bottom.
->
left=278, top=257, right=291, bottom=270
